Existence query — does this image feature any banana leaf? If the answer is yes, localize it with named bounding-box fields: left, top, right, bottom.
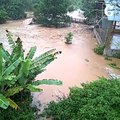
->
left=27, top=84, right=43, bottom=92
left=4, top=86, right=23, bottom=97
left=0, top=44, right=3, bottom=81
left=0, top=93, right=9, bottom=109
left=26, top=46, right=37, bottom=59
left=7, top=98, right=20, bottom=110
left=32, top=79, right=62, bottom=86
left=3, top=58, right=21, bottom=76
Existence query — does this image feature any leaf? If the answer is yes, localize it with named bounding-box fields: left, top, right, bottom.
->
left=11, top=37, right=24, bottom=61
left=7, top=98, right=20, bottom=110
left=19, top=59, right=31, bottom=77
left=30, top=57, right=55, bottom=71
left=32, top=49, right=56, bottom=64
left=32, top=79, right=62, bottom=86
left=0, top=93, right=9, bottom=109
left=27, top=84, right=43, bottom=92
left=6, top=30, right=15, bottom=49
left=2, top=47, right=11, bottom=62
left=3, top=57, right=21, bottom=76
left=26, top=46, right=37, bottom=59
left=0, top=44, right=3, bottom=81
left=5, top=86, right=23, bottom=97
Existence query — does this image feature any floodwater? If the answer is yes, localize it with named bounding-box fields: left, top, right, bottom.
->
left=0, top=19, right=120, bottom=108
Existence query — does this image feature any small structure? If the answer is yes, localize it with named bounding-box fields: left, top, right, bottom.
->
left=94, top=0, right=120, bottom=56
left=67, top=9, right=86, bottom=23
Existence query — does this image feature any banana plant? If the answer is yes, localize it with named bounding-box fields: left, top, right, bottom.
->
left=0, top=30, right=62, bottom=110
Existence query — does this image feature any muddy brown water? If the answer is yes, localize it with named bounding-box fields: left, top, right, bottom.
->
left=0, top=19, right=120, bottom=108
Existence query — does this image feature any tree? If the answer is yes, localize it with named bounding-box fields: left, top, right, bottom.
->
left=0, top=0, right=32, bottom=22
left=0, top=9, right=8, bottom=24
left=33, top=0, right=72, bottom=27
left=80, top=0, right=103, bottom=24
left=6, top=0, right=26, bottom=20
left=0, top=0, right=8, bottom=23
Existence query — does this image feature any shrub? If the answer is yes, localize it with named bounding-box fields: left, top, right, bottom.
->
left=65, top=32, right=73, bottom=44
left=94, top=44, right=105, bottom=55
left=0, top=92, right=35, bottom=120
left=43, top=77, right=120, bottom=120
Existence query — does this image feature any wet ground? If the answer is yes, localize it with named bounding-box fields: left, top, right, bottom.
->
left=0, top=19, right=120, bottom=108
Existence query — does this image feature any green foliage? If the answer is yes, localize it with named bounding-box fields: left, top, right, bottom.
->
left=0, top=30, right=62, bottom=109
left=94, top=44, right=105, bottom=55
left=65, top=32, right=73, bottom=44
left=108, top=63, right=120, bottom=70
left=0, top=0, right=33, bottom=22
left=113, top=52, right=120, bottom=59
left=6, top=0, right=26, bottom=20
left=0, top=92, right=35, bottom=120
left=43, top=78, right=120, bottom=120
left=33, top=0, right=71, bottom=27
left=0, top=9, right=8, bottom=24
left=80, top=0, right=102, bottom=25
left=104, top=56, right=112, bottom=61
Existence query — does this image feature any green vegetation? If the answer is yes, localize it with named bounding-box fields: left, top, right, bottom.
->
left=104, top=56, right=112, bottom=61
left=43, top=77, right=120, bottom=120
left=108, top=63, right=120, bottom=70
left=0, top=9, right=8, bottom=24
left=65, top=32, right=73, bottom=44
left=0, top=30, right=62, bottom=112
left=94, top=44, right=105, bottom=55
left=113, top=52, right=120, bottom=59
left=0, top=0, right=34, bottom=23
left=0, top=92, right=35, bottom=120
left=33, top=0, right=71, bottom=27
left=80, top=0, right=102, bottom=24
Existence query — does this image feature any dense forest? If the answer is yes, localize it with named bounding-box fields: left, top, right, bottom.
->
left=0, top=0, right=101, bottom=25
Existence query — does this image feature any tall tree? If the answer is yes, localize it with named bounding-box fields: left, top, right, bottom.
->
left=33, top=0, right=72, bottom=27
left=80, top=0, right=102, bottom=24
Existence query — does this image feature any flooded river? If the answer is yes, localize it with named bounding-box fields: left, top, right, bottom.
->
left=0, top=19, right=120, bottom=108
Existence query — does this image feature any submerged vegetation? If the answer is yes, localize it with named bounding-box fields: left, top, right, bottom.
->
left=65, top=32, right=73, bottom=44
left=108, top=63, right=120, bottom=70
left=94, top=44, right=105, bottom=55
left=43, top=77, right=120, bottom=120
